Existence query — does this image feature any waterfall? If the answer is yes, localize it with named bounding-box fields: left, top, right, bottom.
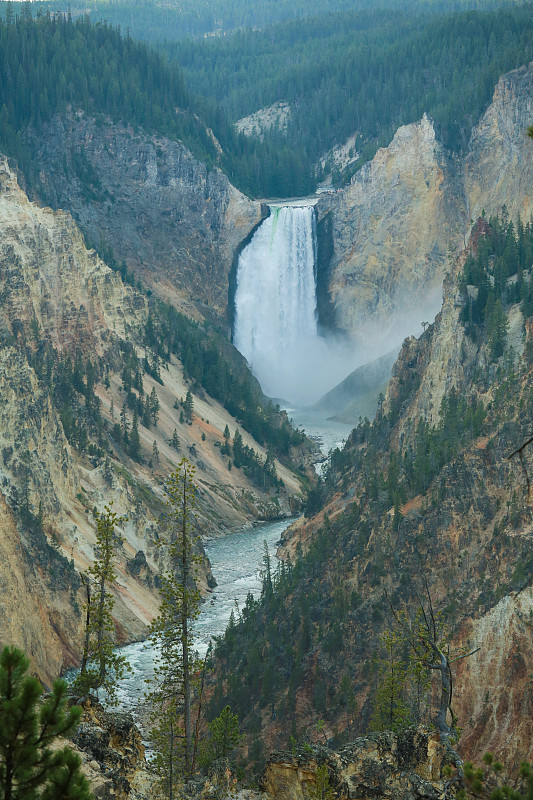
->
left=234, top=204, right=321, bottom=403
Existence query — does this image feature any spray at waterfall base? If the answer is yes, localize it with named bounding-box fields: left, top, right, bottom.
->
left=233, top=203, right=439, bottom=406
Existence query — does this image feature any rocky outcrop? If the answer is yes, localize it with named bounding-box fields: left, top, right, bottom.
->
left=26, top=113, right=263, bottom=317
left=68, top=697, right=153, bottom=800
left=0, top=494, right=81, bottom=687
left=465, top=62, right=533, bottom=224
left=320, top=62, right=533, bottom=347
left=263, top=728, right=456, bottom=800
left=318, top=114, right=465, bottom=347
left=0, top=155, right=305, bottom=683
left=235, top=102, right=291, bottom=138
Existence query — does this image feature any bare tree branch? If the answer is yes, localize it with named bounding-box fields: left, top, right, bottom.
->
left=449, top=648, right=480, bottom=664
left=508, top=436, right=533, bottom=498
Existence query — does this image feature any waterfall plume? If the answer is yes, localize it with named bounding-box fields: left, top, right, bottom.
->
left=233, top=204, right=358, bottom=405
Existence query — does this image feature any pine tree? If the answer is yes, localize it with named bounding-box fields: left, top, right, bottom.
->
left=221, top=424, right=231, bottom=456
left=370, top=629, right=412, bottom=734
left=184, top=390, right=194, bottom=424
left=205, top=705, right=243, bottom=762
left=487, top=297, right=508, bottom=360
left=130, top=409, right=141, bottom=460
left=147, top=459, right=202, bottom=793
left=232, top=429, right=243, bottom=468
left=152, top=440, right=160, bottom=464
left=75, top=505, right=131, bottom=702
left=150, top=387, right=160, bottom=426
left=0, top=646, right=91, bottom=800
left=171, top=429, right=180, bottom=451
left=308, top=764, right=335, bottom=800
left=120, top=399, right=129, bottom=444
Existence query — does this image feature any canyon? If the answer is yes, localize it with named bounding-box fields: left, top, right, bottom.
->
left=1, top=41, right=533, bottom=796
left=0, top=154, right=309, bottom=685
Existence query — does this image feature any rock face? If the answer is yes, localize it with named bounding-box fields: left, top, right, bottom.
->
left=235, top=101, right=291, bottom=138
left=320, top=115, right=464, bottom=348
left=69, top=697, right=153, bottom=800
left=0, top=155, right=305, bottom=683
left=27, top=113, right=263, bottom=316
left=0, top=156, right=149, bottom=683
left=319, top=62, right=533, bottom=347
left=0, top=155, right=145, bottom=351
left=465, top=62, right=533, bottom=225
left=263, top=728, right=456, bottom=800
left=454, top=588, right=533, bottom=769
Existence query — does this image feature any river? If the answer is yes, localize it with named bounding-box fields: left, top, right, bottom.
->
left=111, top=517, right=291, bottom=720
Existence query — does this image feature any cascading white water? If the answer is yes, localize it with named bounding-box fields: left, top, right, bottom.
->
left=234, top=204, right=322, bottom=403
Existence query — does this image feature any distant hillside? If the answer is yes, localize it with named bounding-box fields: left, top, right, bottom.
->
left=2, top=7, right=533, bottom=199
left=312, top=349, right=398, bottom=424
left=174, top=4, right=533, bottom=185
left=0, top=11, right=313, bottom=199
left=5, top=0, right=530, bottom=42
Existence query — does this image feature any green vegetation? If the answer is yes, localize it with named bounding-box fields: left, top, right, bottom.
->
left=369, top=629, right=413, bottom=733
left=200, top=705, right=243, bottom=767
left=0, top=646, right=91, bottom=800
left=175, top=4, right=533, bottom=188
left=0, top=12, right=220, bottom=180
left=6, top=0, right=528, bottom=43
left=328, top=386, right=485, bottom=506
left=147, top=460, right=202, bottom=787
left=145, top=300, right=306, bottom=459
left=1, top=6, right=532, bottom=200
left=459, top=757, right=533, bottom=799
left=0, top=9, right=311, bottom=198
left=460, top=214, right=533, bottom=358
left=230, top=429, right=281, bottom=489
left=29, top=345, right=107, bottom=458
left=309, top=764, right=335, bottom=800
left=75, top=505, right=131, bottom=703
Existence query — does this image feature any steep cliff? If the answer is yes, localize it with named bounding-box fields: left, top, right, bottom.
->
left=0, top=155, right=307, bottom=684
left=465, top=62, right=533, bottom=225
left=208, top=215, right=533, bottom=773
left=319, top=114, right=464, bottom=347
left=319, top=62, right=533, bottom=349
left=25, top=113, right=263, bottom=318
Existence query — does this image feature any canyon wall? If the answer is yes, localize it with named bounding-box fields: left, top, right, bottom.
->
left=0, top=156, right=305, bottom=683
left=319, top=61, right=533, bottom=350
left=319, top=114, right=464, bottom=347
left=26, top=113, right=263, bottom=317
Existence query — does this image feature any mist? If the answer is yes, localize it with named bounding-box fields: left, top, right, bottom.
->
left=233, top=203, right=443, bottom=408
left=245, top=297, right=441, bottom=407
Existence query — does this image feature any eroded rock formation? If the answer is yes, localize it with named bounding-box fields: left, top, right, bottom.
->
left=26, top=113, right=263, bottom=316
left=318, top=62, right=533, bottom=349
left=0, top=155, right=306, bottom=683
left=263, top=728, right=456, bottom=800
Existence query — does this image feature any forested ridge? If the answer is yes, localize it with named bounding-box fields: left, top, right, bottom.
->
left=206, top=217, right=533, bottom=775
left=0, top=11, right=221, bottom=181
left=0, top=10, right=314, bottom=199
left=175, top=4, right=533, bottom=182
left=1, top=0, right=528, bottom=42
left=1, top=5, right=533, bottom=198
